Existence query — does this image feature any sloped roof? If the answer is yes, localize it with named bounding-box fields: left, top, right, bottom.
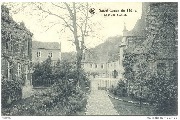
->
left=32, top=41, right=60, bottom=50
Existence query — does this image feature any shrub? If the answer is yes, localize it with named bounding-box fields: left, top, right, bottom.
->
left=49, top=79, right=87, bottom=115
left=1, top=78, right=22, bottom=108
left=146, top=74, right=178, bottom=115
left=32, top=57, right=54, bottom=87
left=109, top=80, right=127, bottom=97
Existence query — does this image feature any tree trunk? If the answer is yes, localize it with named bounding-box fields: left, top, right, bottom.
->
left=76, top=49, right=83, bottom=87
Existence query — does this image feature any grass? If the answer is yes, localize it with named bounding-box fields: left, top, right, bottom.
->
left=109, top=95, right=154, bottom=115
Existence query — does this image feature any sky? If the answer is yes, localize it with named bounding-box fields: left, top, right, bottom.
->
left=7, top=2, right=142, bottom=52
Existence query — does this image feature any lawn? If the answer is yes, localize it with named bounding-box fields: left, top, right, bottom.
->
left=109, top=96, right=154, bottom=115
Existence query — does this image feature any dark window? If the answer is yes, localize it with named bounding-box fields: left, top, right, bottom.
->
left=37, top=51, right=41, bottom=57
left=95, top=64, right=97, bottom=68
left=101, top=64, right=104, bottom=69
left=157, top=63, right=166, bottom=75
left=170, top=62, right=178, bottom=78
left=48, top=52, right=53, bottom=57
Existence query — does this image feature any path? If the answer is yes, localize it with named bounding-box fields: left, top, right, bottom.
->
left=86, top=89, right=119, bottom=115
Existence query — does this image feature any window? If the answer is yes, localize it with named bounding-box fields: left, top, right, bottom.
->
left=37, top=51, right=41, bottom=57
left=17, top=63, right=21, bottom=77
left=7, top=61, right=10, bottom=79
left=48, top=52, right=53, bottom=57
left=95, top=64, right=98, bottom=68
left=157, top=63, right=166, bottom=75
left=101, top=64, right=104, bottom=69
left=26, top=40, right=29, bottom=56
left=90, top=64, right=93, bottom=68
left=25, top=65, right=28, bottom=80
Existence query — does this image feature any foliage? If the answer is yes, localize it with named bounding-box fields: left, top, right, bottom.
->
left=122, top=51, right=177, bottom=115
left=10, top=60, right=90, bottom=115
left=146, top=74, right=178, bottom=115
left=2, top=79, right=87, bottom=116
left=32, top=57, right=54, bottom=87
left=1, top=5, right=33, bottom=108
left=50, top=80, right=87, bottom=115
left=123, top=53, right=137, bottom=83
left=109, top=81, right=127, bottom=97
left=1, top=78, right=22, bottom=108
left=53, top=60, right=90, bottom=91
left=53, top=60, right=76, bottom=81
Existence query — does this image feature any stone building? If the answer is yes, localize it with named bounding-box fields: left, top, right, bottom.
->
left=32, top=41, right=61, bottom=65
left=131, top=3, right=178, bottom=77
left=1, top=5, right=33, bottom=99
left=144, top=2, right=178, bottom=76
left=121, top=2, right=178, bottom=97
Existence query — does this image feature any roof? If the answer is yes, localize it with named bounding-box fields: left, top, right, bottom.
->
left=32, top=41, right=60, bottom=50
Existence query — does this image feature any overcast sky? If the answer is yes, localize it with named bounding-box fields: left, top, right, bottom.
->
left=7, top=2, right=142, bottom=52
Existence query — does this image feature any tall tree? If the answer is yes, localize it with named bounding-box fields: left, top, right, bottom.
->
left=4, top=2, right=95, bottom=86
left=37, top=2, right=93, bottom=86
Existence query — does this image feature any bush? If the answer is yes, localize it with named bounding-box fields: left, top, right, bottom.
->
left=109, top=80, right=127, bottom=97
left=1, top=78, right=22, bottom=108
left=49, top=79, right=87, bottom=115
left=32, top=57, right=54, bottom=87
left=2, top=81, right=87, bottom=116
left=146, top=74, right=178, bottom=115
left=53, top=60, right=90, bottom=92
left=2, top=59, right=89, bottom=115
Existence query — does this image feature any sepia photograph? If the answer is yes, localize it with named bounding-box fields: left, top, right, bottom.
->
left=1, top=1, right=178, bottom=117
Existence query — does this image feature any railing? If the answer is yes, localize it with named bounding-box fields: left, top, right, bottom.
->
left=32, top=79, right=54, bottom=88
left=91, top=78, right=120, bottom=90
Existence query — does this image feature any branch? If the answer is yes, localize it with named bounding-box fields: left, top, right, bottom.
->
left=36, top=5, right=74, bottom=33
left=83, top=3, right=89, bottom=36
left=51, top=2, right=66, bottom=9
left=63, top=2, right=73, bottom=18
left=44, top=22, right=61, bottom=32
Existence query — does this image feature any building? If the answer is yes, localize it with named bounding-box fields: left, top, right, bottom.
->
left=124, top=2, right=178, bottom=77
left=82, top=55, right=123, bottom=79
left=32, top=41, right=61, bottom=65
left=82, top=62, right=107, bottom=78
left=1, top=5, right=33, bottom=100
left=121, top=3, right=178, bottom=97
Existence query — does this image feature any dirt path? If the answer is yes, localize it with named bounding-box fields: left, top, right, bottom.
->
left=85, top=90, right=119, bottom=115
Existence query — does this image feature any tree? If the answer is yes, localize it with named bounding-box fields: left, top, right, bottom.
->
left=36, top=2, right=94, bottom=87
left=32, top=57, right=53, bottom=87
left=4, top=2, right=95, bottom=87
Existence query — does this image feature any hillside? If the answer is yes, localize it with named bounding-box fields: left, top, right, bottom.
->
left=83, top=36, right=122, bottom=63
left=61, top=36, right=122, bottom=63
left=61, top=52, right=76, bottom=62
